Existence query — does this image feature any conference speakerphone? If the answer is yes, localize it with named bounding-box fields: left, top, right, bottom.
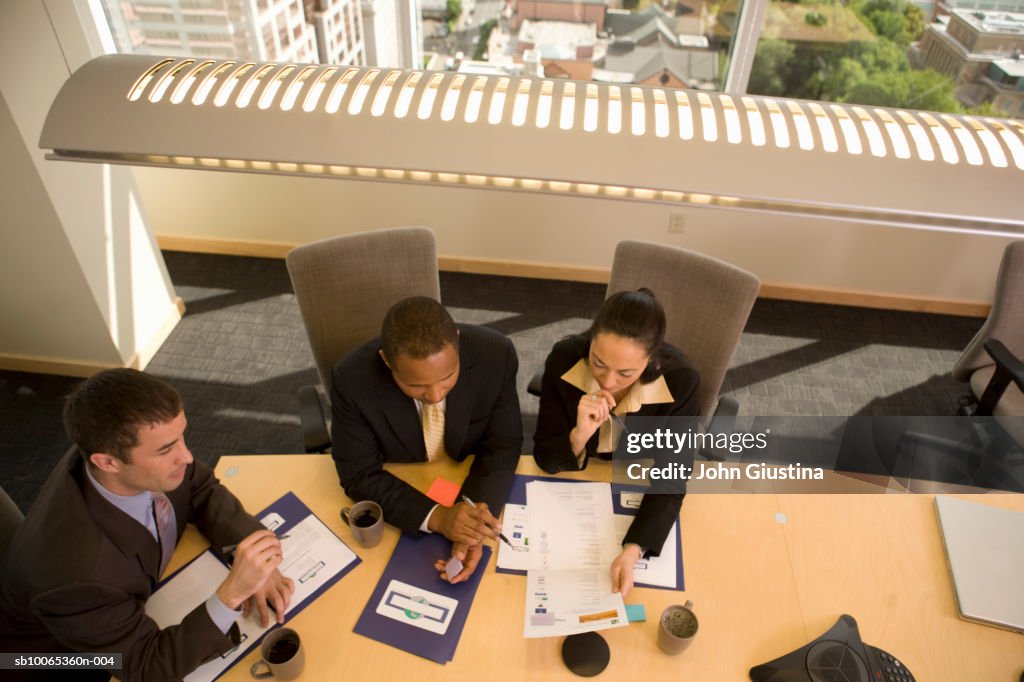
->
left=749, top=614, right=916, bottom=682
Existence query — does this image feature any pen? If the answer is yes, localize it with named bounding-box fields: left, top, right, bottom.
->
left=460, top=495, right=512, bottom=547
left=221, top=531, right=289, bottom=556
left=610, top=414, right=630, bottom=433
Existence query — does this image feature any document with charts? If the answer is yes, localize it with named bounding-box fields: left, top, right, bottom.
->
left=498, top=502, right=680, bottom=589
left=523, top=481, right=628, bottom=638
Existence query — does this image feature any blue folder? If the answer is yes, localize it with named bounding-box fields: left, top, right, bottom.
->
left=353, top=532, right=491, bottom=663
left=496, top=474, right=685, bottom=591
left=156, top=491, right=361, bottom=680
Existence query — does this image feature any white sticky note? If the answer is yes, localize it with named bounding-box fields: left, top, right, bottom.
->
left=375, top=579, right=458, bottom=635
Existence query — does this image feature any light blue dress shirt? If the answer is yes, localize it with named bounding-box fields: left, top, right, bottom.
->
left=84, top=466, right=240, bottom=633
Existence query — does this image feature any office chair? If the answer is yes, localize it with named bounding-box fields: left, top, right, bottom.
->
left=286, top=227, right=441, bottom=452
left=953, top=240, right=1024, bottom=421
left=528, top=240, right=760, bottom=455
left=0, top=484, right=24, bottom=558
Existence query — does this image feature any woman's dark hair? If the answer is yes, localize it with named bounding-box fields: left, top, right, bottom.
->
left=587, top=288, right=666, bottom=382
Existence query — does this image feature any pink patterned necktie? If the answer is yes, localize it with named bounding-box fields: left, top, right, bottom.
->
left=151, top=492, right=177, bottom=576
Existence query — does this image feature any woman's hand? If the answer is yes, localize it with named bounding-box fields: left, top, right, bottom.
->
left=569, top=390, right=616, bottom=454
left=611, top=543, right=643, bottom=597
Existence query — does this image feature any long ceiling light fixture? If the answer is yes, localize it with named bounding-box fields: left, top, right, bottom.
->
left=41, top=55, right=1024, bottom=236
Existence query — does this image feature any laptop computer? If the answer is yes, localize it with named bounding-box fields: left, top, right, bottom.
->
left=935, top=496, right=1024, bottom=634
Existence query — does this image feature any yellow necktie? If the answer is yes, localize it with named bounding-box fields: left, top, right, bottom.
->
left=421, top=402, right=447, bottom=462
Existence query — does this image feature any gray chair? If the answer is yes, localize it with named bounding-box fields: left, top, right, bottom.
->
left=953, top=240, right=1024, bottom=419
left=287, top=227, right=441, bottom=452
left=0, top=484, right=24, bottom=558
left=528, top=240, right=760, bottom=453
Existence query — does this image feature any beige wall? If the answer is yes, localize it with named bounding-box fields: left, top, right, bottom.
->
left=135, top=166, right=1012, bottom=308
left=0, top=1, right=180, bottom=374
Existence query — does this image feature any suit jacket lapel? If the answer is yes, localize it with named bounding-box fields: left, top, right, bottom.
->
left=443, top=343, right=478, bottom=457
left=376, top=360, right=427, bottom=459
left=76, top=460, right=163, bottom=583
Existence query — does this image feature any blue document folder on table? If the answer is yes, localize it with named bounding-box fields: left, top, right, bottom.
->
left=354, top=532, right=491, bottom=663
left=147, top=491, right=360, bottom=682
left=496, top=474, right=685, bottom=591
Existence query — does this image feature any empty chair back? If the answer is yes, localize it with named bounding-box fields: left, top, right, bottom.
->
left=953, top=240, right=1024, bottom=382
left=607, top=241, right=760, bottom=417
left=286, top=227, right=441, bottom=396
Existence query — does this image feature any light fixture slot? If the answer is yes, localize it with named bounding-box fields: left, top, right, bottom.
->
left=370, top=70, right=401, bottom=117
left=150, top=59, right=195, bottom=103
left=809, top=103, right=837, bottom=153
left=170, top=60, right=214, bottom=104
left=193, top=61, right=236, bottom=105
left=303, top=67, right=338, bottom=112
left=213, top=63, right=254, bottom=107
left=787, top=101, right=813, bottom=151
left=281, top=65, right=317, bottom=111
left=488, top=77, right=510, bottom=125
left=258, top=65, right=296, bottom=110
left=394, top=72, right=422, bottom=119
left=765, top=99, right=789, bottom=149
left=236, top=64, right=275, bottom=108
left=325, top=68, right=358, bottom=114
left=128, top=59, right=174, bottom=101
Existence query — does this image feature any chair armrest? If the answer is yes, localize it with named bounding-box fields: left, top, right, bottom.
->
left=297, top=385, right=332, bottom=453
left=976, top=339, right=1024, bottom=416
left=527, top=368, right=543, bottom=397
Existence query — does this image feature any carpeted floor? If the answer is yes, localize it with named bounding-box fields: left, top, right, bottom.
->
left=0, top=251, right=985, bottom=511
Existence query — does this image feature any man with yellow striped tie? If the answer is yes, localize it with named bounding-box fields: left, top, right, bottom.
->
left=331, top=297, right=523, bottom=583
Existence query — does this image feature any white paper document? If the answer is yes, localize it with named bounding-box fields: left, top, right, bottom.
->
left=497, top=499, right=680, bottom=590
left=613, top=514, right=678, bottom=589
left=523, top=482, right=627, bottom=638
left=527, top=481, right=620, bottom=571
left=146, top=509, right=357, bottom=682
left=375, top=579, right=459, bottom=635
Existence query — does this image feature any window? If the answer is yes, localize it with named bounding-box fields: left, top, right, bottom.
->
left=97, top=0, right=1022, bottom=119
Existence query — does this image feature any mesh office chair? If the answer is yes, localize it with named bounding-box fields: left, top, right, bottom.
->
left=528, top=240, right=760, bottom=445
left=0, top=484, right=24, bottom=558
left=953, top=240, right=1024, bottom=420
left=287, top=227, right=441, bottom=452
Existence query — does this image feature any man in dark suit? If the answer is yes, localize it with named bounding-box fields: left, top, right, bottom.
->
left=0, top=369, right=294, bottom=682
left=331, top=297, right=522, bottom=582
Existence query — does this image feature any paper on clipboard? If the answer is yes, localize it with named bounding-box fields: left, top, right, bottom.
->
left=145, top=492, right=359, bottom=682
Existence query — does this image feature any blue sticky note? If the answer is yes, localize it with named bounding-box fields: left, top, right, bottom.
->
left=625, top=604, right=646, bottom=622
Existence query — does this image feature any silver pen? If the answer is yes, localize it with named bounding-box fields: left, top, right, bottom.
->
left=461, top=495, right=512, bottom=547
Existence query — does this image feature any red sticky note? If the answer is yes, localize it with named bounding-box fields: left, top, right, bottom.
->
left=426, top=477, right=460, bottom=506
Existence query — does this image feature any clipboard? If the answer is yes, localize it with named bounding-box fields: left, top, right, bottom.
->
left=146, top=491, right=360, bottom=681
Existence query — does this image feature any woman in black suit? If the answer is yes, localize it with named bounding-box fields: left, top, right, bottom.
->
left=533, top=288, right=700, bottom=596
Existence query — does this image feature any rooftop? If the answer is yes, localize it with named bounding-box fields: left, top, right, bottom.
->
left=518, top=19, right=598, bottom=58
left=953, top=8, right=1024, bottom=34
left=596, top=35, right=717, bottom=85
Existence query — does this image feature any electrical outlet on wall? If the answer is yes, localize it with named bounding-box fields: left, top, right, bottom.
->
left=668, top=213, right=686, bottom=233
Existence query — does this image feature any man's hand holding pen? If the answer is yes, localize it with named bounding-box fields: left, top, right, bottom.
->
left=432, top=495, right=512, bottom=584
left=216, top=529, right=295, bottom=626
left=428, top=498, right=500, bottom=546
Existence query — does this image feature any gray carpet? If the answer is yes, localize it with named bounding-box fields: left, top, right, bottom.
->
left=0, top=251, right=984, bottom=512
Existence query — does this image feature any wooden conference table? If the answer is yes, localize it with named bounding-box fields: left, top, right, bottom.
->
left=169, top=455, right=1023, bottom=681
